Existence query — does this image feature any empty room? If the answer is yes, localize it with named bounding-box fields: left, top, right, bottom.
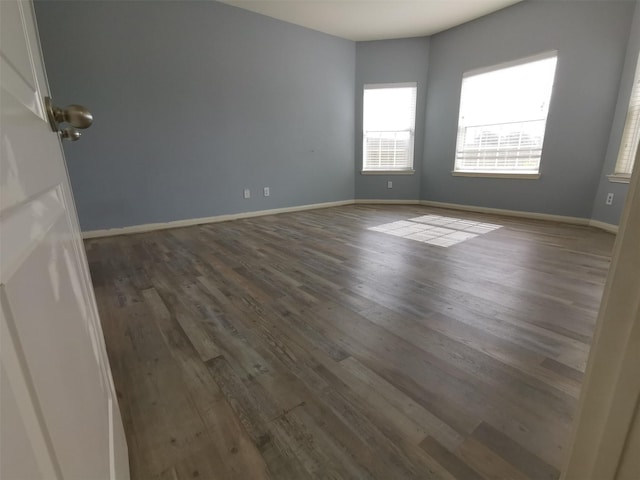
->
left=2, top=0, right=640, bottom=479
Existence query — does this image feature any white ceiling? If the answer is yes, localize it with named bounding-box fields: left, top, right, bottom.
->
left=219, top=0, right=522, bottom=41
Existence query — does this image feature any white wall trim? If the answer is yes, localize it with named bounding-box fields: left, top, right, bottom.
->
left=451, top=171, right=541, bottom=180
left=82, top=198, right=619, bottom=239
left=360, top=170, right=416, bottom=175
left=354, top=199, right=421, bottom=205
left=420, top=200, right=590, bottom=225
left=607, top=173, right=631, bottom=184
left=421, top=200, right=619, bottom=234
left=82, top=200, right=354, bottom=239
left=588, top=220, right=619, bottom=234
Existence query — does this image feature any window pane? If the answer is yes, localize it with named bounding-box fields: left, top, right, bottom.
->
left=454, top=53, right=557, bottom=174
left=364, top=87, right=416, bottom=132
left=363, top=84, right=417, bottom=171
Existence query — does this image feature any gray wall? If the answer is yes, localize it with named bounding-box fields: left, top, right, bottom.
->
left=354, top=38, right=429, bottom=200
left=421, top=1, right=633, bottom=218
left=591, top=1, right=640, bottom=225
left=35, top=0, right=637, bottom=230
left=35, top=0, right=355, bottom=231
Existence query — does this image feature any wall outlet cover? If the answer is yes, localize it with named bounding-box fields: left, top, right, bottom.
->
left=264, top=187, right=270, bottom=197
left=243, top=188, right=251, bottom=199
left=387, top=181, right=393, bottom=189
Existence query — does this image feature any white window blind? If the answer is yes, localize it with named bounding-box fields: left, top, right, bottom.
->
left=454, top=52, right=557, bottom=175
left=614, top=54, right=640, bottom=176
left=363, top=83, right=417, bottom=171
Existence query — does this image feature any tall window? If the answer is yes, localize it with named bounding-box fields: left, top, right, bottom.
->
left=613, top=54, right=640, bottom=179
left=454, top=52, right=558, bottom=176
left=363, top=83, right=417, bottom=172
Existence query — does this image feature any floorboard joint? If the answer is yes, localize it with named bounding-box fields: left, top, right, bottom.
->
left=88, top=205, right=614, bottom=479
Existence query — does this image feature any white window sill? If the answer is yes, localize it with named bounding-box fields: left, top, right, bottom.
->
left=361, top=170, right=415, bottom=175
left=451, top=171, right=540, bottom=179
left=607, top=174, right=631, bottom=184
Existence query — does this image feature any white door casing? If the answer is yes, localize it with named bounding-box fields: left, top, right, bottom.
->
left=0, top=1, right=129, bottom=478
left=562, top=138, right=640, bottom=477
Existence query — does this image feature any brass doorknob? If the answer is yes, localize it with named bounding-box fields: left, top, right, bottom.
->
left=45, top=97, right=93, bottom=140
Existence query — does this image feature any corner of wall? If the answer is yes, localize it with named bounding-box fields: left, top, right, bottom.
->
left=589, top=1, right=640, bottom=226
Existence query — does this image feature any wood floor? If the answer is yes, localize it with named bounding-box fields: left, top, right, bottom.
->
left=87, top=205, right=615, bottom=480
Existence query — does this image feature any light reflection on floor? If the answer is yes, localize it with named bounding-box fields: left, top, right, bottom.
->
left=368, top=214, right=502, bottom=247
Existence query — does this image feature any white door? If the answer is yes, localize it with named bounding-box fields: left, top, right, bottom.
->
left=0, top=1, right=130, bottom=478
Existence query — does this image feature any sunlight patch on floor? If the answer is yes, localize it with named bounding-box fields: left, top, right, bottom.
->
left=368, top=214, right=502, bottom=247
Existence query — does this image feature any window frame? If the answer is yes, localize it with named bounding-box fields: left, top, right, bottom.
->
left=452, top=51, right=558, bottom=179
left=361, top=82, right=417, bottom=175
left=609, top=54, right=640, bottom=184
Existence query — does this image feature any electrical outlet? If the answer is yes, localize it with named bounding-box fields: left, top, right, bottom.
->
left=387, top=181, right=393, bottom=189
left=243, top=188, right=250, bottom=199
left=263, top=187, right=270, bottom=197
left=606, top=193, right=614, bottom=205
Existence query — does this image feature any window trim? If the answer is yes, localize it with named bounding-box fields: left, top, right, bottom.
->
left=453, top=50, right=558, bottom=177
left=611, top=54, right=640, bottom=179
left=360, top=169, right=415, bottom=175
left=364, top=82, right=417, bottom=90
left=362, top=82, right=417, bottom=173
left=462, top=50, right=558, bottom=80
left=607, top=173, right=631, bottom=184
left=451, top=171, right=541, bottom=180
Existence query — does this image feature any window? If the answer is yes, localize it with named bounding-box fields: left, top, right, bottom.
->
left=612, top=54, right=640, bottom=180
left=454, top=52, right=558, bottom=176
left=363, top=83, right=417, bottom=172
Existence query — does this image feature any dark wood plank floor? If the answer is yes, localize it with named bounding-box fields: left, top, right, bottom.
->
left=87, top=205, right=615, bottom=479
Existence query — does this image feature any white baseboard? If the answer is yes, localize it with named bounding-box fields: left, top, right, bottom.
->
left=421, top=200, right=619, bottom=234
left=588, top=219, right=619, bottom=234
left=420, top=200, right=591, bottom=225
left=354, top=199, right=421, bottom=205
left=82, top=200, right=354, bottom=239
left=82, top=198, right=619, bottom=239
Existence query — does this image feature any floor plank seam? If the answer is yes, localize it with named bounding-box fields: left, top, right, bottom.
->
left=88, top=205, right=613, bottom=479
